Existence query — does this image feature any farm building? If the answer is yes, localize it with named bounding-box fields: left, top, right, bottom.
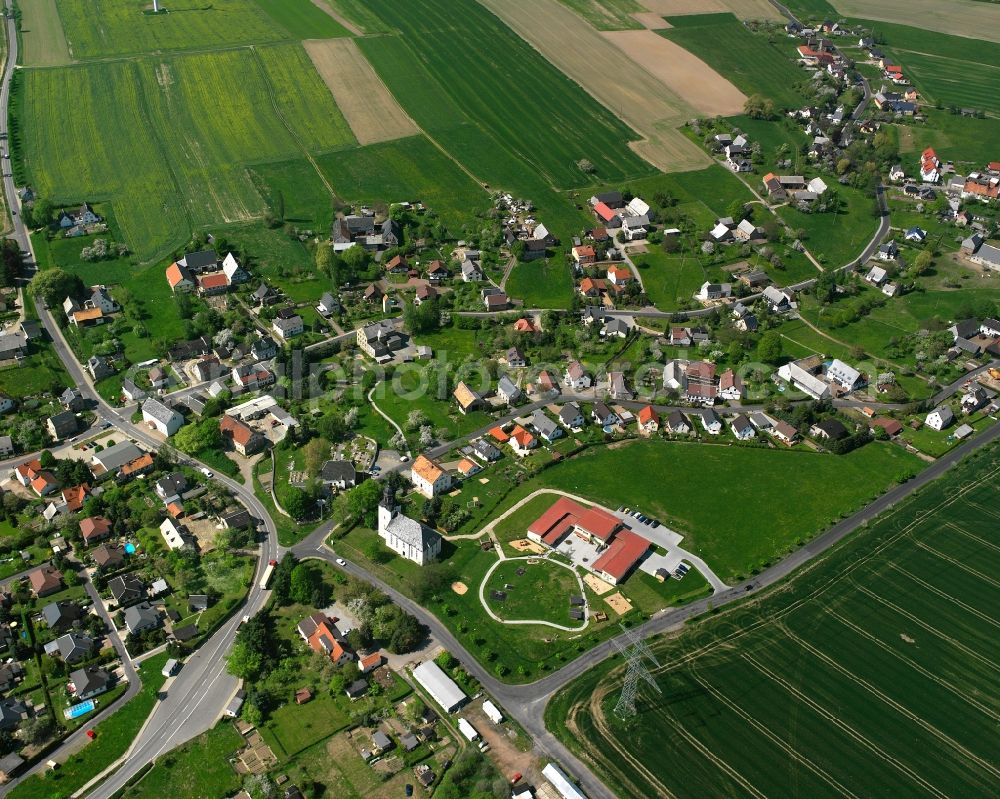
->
left=412, top=660, right=467, bottom=713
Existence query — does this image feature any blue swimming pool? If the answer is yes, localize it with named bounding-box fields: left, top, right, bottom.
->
left=64, top=699, right=95, bottom=720
left=124, top=543, right=136, bottom=554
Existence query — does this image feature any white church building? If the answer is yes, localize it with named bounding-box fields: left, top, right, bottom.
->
left=377, top=486, right=442, bottom=566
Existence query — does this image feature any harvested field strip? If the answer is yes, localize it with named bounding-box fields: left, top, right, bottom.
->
left=361, top=0, right=656, bottom=187
left=835, top=0, right=1000, bottom=44
left=303, top=38, right=418, bottom=145
left=324, top=0, right=391, bottom=33
left=600, top=29, right=746, bottom=116
left=478, top=0, right=710, bottom=173
left=658, top=13, right=806, bottom=108
left=255, top=43, right=357, bottom=153
left=640, top=0, right=782, bottom=20
left=547, top=448, right=1000, bottom=799
left=20, top=0, right=72, bottom=65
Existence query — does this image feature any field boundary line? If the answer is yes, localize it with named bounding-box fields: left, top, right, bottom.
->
left=942, top=520, right=1000, bottom=551
left=911, top=540, right=1000, bottom=588
left=783, top=629, right=1000, bottom=778
left=852, top=583, right=1000, bottom=671
left=826, top=608, right=1000, bottom=722
left=744, top=654, right=951, bottom=799
left=885, top=562, right=1000, bottom=628
left=689, top=667, right=861, bottom=798
left=246, top=45, right=338, bottom=203
left=961, top=499, right=1000, bottom=522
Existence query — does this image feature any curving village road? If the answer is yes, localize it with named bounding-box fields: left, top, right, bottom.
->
left=0, top=1, right=992, bottom=796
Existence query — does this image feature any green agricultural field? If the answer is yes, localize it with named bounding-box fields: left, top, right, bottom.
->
left=251, top=0, right=350, bottom=39
left=20, top=44, right=358, bottom=261
left=20, top=61, right=190, bottom=260
left=483, top=558, right=584, bottom=626
left=325, top=0, right=392, bottom=33
left=254, top=44, right=356, bottom=153
left=357, top=0, right=653, bottom=192
left=20, top=0, right=72, bottom=66
left=54, top=0, right=288, bottom=59
left=505, top=258, right=574, bottom=309
left=557, top=0, right=643, bottom=30
left=547, top=442, right=1000, bottom=799
left=316, top=135, right=489, bottom=231
left=530, top=439, right=922, bottom=581
left=250, top=158, right=333, bottom=231
left=659, top=14, right=807, bottom=108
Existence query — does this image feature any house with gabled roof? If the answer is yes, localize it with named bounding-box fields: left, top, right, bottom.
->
left=497, top=375, right=522, bottom=405
left=453, top=381, right=484, bottom=414
left=564, top=361, right=591, bottom=390
left=508, top=425, right=537, bottom=456
left=636, top=405, right=659, bottom=435
left=558, top=402, right=584, bottom=430
left=377, top=486, right=441, bottom=565
left=530, top=409, right=562, bottom=442
left=410, top=455, right=451, bottom=498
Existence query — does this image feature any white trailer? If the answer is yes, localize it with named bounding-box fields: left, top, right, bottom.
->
left=482, top=699, right=503, bottom=724
left=457, top=717, right=479, bottom=742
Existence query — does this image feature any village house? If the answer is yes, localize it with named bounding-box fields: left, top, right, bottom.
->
left=299, top=613, right=353, bottom=666
left=409, top=455, right=452, bottom=499
left=219, top=415, right=266, bottom=456
left=272, top=315, right=304, bottom=341
left=700, top=409, right=722, bottom=435
left=730, top=414, right=755, bottom=440
left=664, top=410, right=691, bottom=435
left=357, top=320, right=407, bottom=361
left=530, top=409, right=562, bottom=442
left=925, top=405, right=954, bottom=431
left=497, top=375, right=522, bottom=405
left=564, top=361, right=591, bottom=390
left=453, top=381, right=484, bottom=414
left=142, top=398, right=183, bottom=436
left=559, top=402, right=584, bottom=430
left=636, top=405, right=659, bottom=435
left=508, top=425, right=537, bottom=456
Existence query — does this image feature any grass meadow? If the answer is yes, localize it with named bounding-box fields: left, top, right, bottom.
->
left=895, top=110, right=1000, bottom=168
left=316, top=136, right=489, bottom=230
left=546, top=443, right=1000, bottom=799
left=251, top=0, right=350, bottom=39
left=532, top=439, right=922, bottom=581
left=659, top=13, right=807, bottom=108
left=505, top=258, right=574, bottom=309
left=19, top=0, right=72, bottom=66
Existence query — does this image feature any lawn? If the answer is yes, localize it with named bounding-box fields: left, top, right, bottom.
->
left=631, top=251, right=710, bottom=310
left=315, top=135, right=489, bottom=232
left=373, top=366, right=494, bottom=446
left=659, top=14, right=807, bottom=108
left=9, top=654, right=170, bottom=799
left=546, top=442, right=1000, bottom=799
left=259, top=693, right=350, bottom=760
left=797, top=284, right=1000, bottom=365
left=505, top=258, right=574, bottom=309
left=54, top=0, right=288, bottom=59
left=778, top=184, right=880, bottom=267
left=483, top=558, right=584, bottom=626
left=0, top=347, right=70, bottom=398
left=527, top=439, right=922, bottom=581
left=249, top=157, right=333, bottom=231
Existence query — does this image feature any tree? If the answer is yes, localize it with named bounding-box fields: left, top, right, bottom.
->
left=32, top=198, right=55, bottom=228
left=289, top=562, right=326, bottom=606
left=386, top=611, right=425, bottom=654
left=912, top=249, right=932, bottom=276
left=19, top=715, right=54, bottom=746
left=757, top=330, right=783, bottom=364
left=173, top=418, right=221, bottom=455
left=743, top=94, right=776, bottom=120
left=278, top=484, right=314, bottom=521
left=302, top=437, right=331, bottom=477
left=576, top=158, right=595, bottom=174
left=31, top=268, right=85, bottom=307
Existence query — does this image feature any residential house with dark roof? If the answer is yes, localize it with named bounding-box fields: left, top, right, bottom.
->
left=70, top=666, right=111, bottom=700
left=109, top=572, right=145, bottom=605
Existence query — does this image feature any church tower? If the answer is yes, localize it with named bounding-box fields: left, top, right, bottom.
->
left=377, top=484, right=397, bottom=535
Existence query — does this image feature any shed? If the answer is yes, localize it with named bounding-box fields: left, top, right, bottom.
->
left=412, top=660, right=467, bottom=713
left=482, top=699, right=503, bottom=724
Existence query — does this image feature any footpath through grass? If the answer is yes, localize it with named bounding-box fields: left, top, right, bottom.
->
left=10, top=653, right=170, bottom=799
left=546, top=442, right=1000, bottom=799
